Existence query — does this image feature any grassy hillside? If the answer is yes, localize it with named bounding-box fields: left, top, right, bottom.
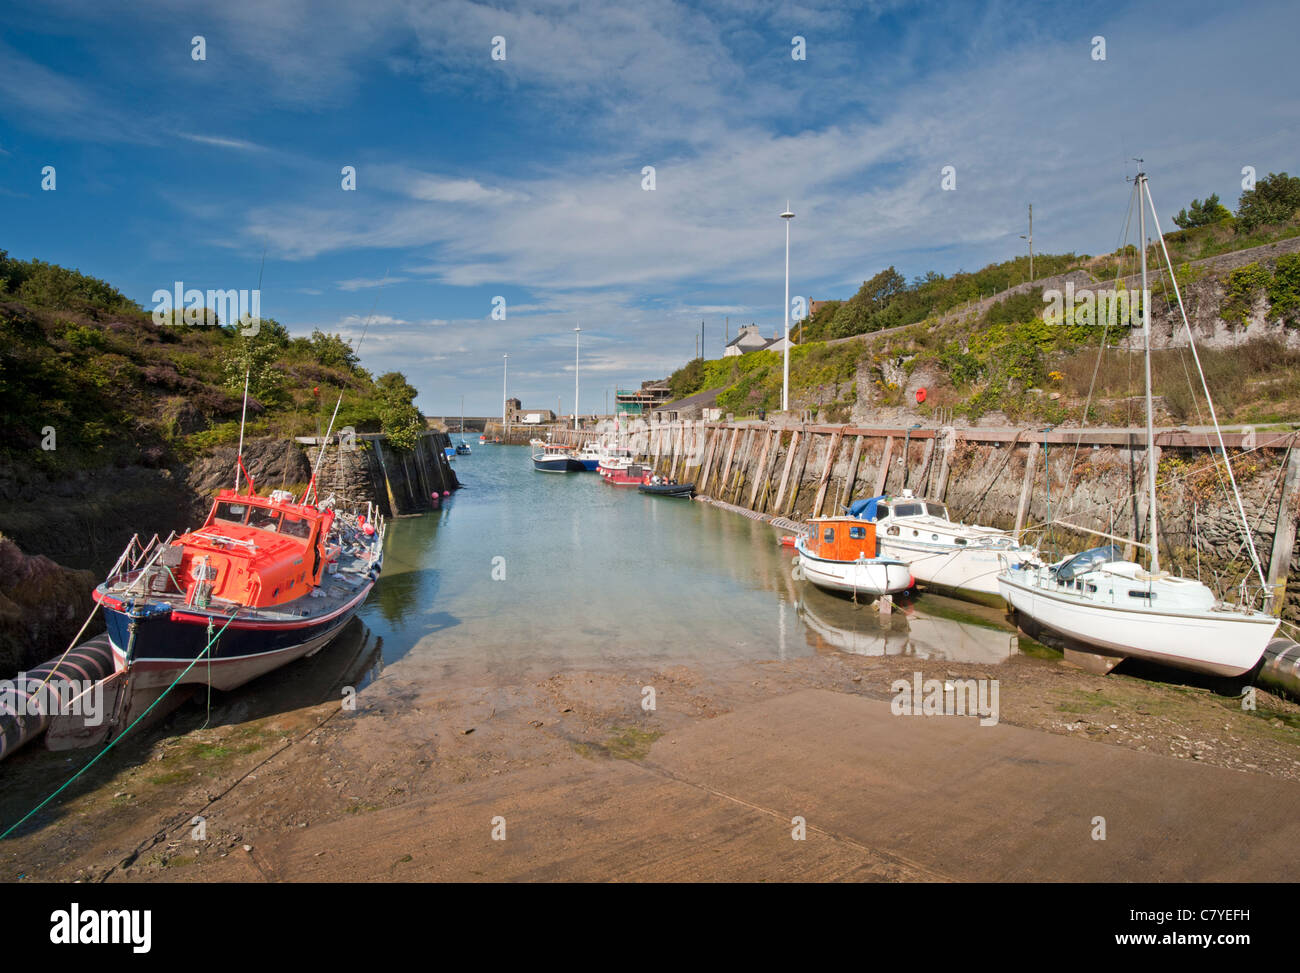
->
left=669, top=199, right=1300, bottom=425
left=0, top=250, right=424, bottom=478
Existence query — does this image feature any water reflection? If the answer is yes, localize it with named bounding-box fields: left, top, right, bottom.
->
left=359, top=444, right=1025, bottom=678
left=796, top=588, right=1019, bottom=664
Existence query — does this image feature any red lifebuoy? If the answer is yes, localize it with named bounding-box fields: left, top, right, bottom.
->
left=915, top=387, right=927, bottom=404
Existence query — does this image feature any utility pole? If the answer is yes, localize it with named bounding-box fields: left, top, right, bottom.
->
left=1020, top=203, right=1034, bottom=282
left=701, top=318, right=705, bottom=361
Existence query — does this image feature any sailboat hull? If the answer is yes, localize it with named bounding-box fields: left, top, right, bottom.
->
left=999, top=572, right=1277, bottom=677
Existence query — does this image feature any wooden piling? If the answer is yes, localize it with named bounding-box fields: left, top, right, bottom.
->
left=838, top=434, right=864, bottom=512
left=873, top=436, right=894, bottom=496
left=813, top=429, right=845, bottom=518
left=935, top=435, right=953, bottom=502
left=1266, top=446, right=1300, bottom=616
left=748, top=429, right=775, bottom=508
left=774, top=430, right=800, bottom=513
left=784, top=430, right=814, bottom=517
left=698, top=427, right=722, bottom=495
left=1014, top=441, right=1041, bottom=541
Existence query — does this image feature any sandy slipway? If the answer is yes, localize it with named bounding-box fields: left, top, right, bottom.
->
left=3, top=645, right=1299, bottom=883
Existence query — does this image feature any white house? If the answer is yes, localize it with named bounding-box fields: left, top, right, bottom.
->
left=723, top=323, right=786, bottom=357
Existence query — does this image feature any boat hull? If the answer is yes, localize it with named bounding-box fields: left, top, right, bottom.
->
left=533, top=456, right=585, bottom=472
left=877, top=539, right=1020, bottom=606
left=99, top=581, right=375, bottom=693
left=998, top=570, right=1278, bottom=677
left=794, top=544, right=912, bottom=598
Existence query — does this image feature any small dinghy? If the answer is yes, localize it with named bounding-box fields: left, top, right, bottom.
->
left=638, top=481, right=694, bottom=498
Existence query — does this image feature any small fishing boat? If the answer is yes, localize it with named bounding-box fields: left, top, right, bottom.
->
left=793, top=517, right=912, bottom=599
left=603, top=462, right=652, bottom=487
left=532, top=442, right=585, bottom=473
left=638, top=479, right=694, bottom=498
left=573, top=442, right=603, bottom=471
left=596, top=446, right=636, bottom=477
left=455, top=442, right=471, bottom=455
left=855, top=490, right=1033, bottom=607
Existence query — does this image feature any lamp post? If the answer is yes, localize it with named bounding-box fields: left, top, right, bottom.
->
left=781, top=202, right=795, bottom=412
left=573, top=324, right=581, bottom=431
left=1019, top=203, right=1033, bottom=282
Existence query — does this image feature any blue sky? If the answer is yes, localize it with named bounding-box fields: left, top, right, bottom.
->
left=1, top=0, right=1297, bottom=416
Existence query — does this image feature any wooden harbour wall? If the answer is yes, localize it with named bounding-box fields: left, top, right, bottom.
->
left=544, top=419, right=1300, bottom=623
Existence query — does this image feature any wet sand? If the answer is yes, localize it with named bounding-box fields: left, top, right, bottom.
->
left=4, top=639, right=1299, bottom=882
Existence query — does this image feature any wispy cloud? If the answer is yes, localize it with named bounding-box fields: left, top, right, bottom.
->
left=178, top=133, right=268, bottom=152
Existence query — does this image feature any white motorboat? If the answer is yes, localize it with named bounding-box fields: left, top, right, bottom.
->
left=859, top=490, right=1033, bottom=606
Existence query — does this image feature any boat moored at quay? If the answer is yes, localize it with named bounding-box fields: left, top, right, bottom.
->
left=88, top=475, right=384, bottom=742
left=852, top=490, right=1033, bottom=607
left=793, top=516, right=912, bottom=599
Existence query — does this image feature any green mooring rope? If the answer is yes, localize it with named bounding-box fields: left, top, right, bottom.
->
left=1, top=610, right=237, bottom=842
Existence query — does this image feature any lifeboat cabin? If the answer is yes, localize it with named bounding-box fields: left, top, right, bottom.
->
left=170, top=488, right=336, bottom=610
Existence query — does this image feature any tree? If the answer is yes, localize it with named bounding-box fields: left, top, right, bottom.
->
left=1236, top=172, right=1300, bottom=232
left=222, top=327, right=284, bottom=403
left=374, top=371, right=423, bottom=450
left=309, top=330, right=360, bottom=371
left=1173, top=193, right=1231, bottom=229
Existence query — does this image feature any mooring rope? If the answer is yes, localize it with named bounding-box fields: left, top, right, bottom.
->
left=1, top=611, right=237, bottom=842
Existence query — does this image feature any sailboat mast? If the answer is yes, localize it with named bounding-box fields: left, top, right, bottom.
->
left=1138, top=171, right=1159, bottom=573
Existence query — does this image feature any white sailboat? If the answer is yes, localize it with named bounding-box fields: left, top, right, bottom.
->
left=997, top=170, right=1280, bottom=677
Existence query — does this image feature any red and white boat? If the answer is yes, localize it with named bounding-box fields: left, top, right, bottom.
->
left=602, top=462, right=653, bottom=487
left=794, top=516, right=912, bottom=599
left=86, top=459, right=384, bottom=741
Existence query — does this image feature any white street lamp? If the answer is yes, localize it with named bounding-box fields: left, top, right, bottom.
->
left=781, top=202, right=795, bottom=412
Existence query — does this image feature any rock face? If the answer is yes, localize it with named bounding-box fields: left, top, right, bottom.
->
left=0, top=534, right=98, bottom=677
left=185, top=437, right=312, bottom=514
left=306, top=431, right=460, bottom=516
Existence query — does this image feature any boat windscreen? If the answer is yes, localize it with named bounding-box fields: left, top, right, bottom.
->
left=1054, top=545, right=1123, bottom=581
left=279, top=514, right=313, bottom=539
left=246, top=507, right=282, bottom=532
left=214, top=501, right=250, bottom=525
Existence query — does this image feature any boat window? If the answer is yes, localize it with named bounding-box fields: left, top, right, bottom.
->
left=247, top=507, right=282, bottom=532
left=279, top=515, right=313, bottom=539
left=823, top=527, right=835, bottom=543
left=1127, top=590, right=1155, bottom=600
left=931, top=534, right=939, bottom=541
left=887, top=526, right=899, bottom=536
left=955, top=537, right=967, bottom=546
left=849, top=526, right=866, bottom=539
left=214, top=501, right=250, bottom=525
left=894, top=503, right=923, bottom=517
left=927, top=504, right=950, bottom=518
left=876, top=504, right=889, bottom=519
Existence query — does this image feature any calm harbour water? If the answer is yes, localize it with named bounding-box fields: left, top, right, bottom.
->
left=356, top=444, right=1022, bottom=682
